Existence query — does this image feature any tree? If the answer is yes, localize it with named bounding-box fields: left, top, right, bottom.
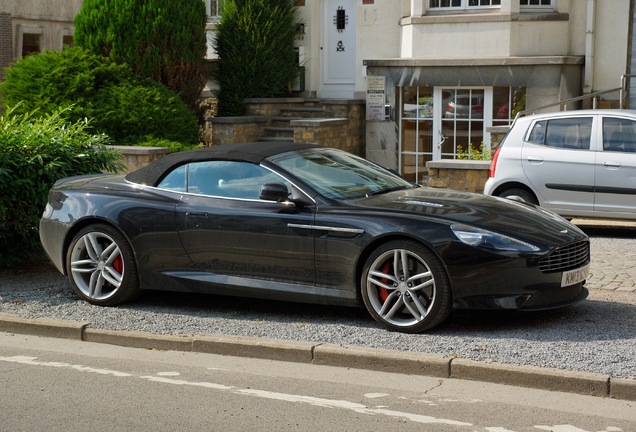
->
left=0, top=47, right=199, bottom=147
left=214, top=0, right=302, bottom=116
left=73, top=0, right=208, bottom=109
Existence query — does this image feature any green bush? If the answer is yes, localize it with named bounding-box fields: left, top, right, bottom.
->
left=74, top=0, right=207, bottom=109
left=118, top=136, right=200, bottom=153
left=0, top=47, right=199, bottom=146
left=0, top=107, right=123, bottom=267
left=214, top=0, right=303, bottom=115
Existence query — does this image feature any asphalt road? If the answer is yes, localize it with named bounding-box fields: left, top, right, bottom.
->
left=1, top=332, right=635, bottom=432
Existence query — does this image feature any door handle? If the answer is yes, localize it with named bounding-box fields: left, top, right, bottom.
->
left=186, top=211, right=208, bottom=217
left=603, top=161, right=621, bottom=169
left=526, top=157, right=544, bottom=164
left=438, top=130, right=447, bottom=148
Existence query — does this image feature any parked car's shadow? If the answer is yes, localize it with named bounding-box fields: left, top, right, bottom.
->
left=577, top=224, right=636, bottom=238
left=1, top=264, right=634, bottom=346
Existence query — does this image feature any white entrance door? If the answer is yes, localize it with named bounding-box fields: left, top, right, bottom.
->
left=320, top=0, right=356, bottom=98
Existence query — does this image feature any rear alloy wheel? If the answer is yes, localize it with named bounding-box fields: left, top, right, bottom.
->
left=361, top=240, right=451, bottom=333
left=66, top=224, right=140, bottom=306
left=499, top=188, right=538, bottom=205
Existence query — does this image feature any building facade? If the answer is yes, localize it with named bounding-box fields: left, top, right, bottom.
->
left=206, top=0, right=635, bottom=181
left=2, top=1, right=634, bottom=182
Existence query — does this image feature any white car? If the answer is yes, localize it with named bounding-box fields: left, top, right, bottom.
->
left=484, top=109, right=636, bottom=220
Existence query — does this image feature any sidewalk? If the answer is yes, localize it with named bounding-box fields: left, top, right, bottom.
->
left=572, top=219, right=636, bottom=294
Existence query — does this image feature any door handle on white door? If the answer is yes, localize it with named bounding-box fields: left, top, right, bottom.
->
left=438, top=130, right=447, bottom=148
left=526, top=157, right=544, bottom=163
left=603, top=161, right=621, bottom=169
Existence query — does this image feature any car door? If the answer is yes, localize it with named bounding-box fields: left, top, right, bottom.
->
left=174, top=161, right=316, bottom=286
left=594, top=115, right=636, bottom=215
left=521, top=115, right=596, bottom=213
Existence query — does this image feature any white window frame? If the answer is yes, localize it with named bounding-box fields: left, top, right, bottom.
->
left=59, top=28, right=74, bottom=50
left=428, top=0, right=501, bottom=10
left=520, top=0, right=555, bottom=12
left=16, top=25, right=43, bottom=58
left=206, top=0, right=222, bottom=22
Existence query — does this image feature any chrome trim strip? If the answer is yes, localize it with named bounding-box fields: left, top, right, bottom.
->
left=288, top=223, right=365, bottom=234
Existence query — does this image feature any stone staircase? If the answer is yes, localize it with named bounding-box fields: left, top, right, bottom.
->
left=259, top=102, right=335, bottom=142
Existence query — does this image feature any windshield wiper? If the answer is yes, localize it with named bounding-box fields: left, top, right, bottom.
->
left=369, top=185, right=410, bottom=196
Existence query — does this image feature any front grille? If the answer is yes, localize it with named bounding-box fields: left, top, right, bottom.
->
left=539, top=240, right=590, bottom=273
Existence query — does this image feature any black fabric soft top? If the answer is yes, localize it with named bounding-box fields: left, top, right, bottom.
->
left=125, top=141, right=322, bottom=186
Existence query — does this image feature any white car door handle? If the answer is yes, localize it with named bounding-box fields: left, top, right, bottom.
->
left=526, top=156, right=544, bottom=164
left=603, top=161, right=621, bottom=169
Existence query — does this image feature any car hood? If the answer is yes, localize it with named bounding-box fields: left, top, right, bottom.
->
left=351, top=187, right=587, bottom=245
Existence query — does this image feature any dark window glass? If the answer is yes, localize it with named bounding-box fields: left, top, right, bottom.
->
left=544, top=118, right=592, bottom=150
left=603, top=117, right=636, bottom=153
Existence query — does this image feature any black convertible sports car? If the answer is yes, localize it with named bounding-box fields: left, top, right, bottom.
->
left=39, top=142, right=590, bottom=333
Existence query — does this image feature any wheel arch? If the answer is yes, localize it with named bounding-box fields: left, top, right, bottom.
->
left=61, top=217, right=136, bottom=276
left=354, top=233, right=452, bottom=304
left=490, top=181, right=538, bottom=202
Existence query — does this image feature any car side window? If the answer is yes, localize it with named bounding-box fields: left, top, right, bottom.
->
left=543, top=118, right=592, bottom=150
left=603, top=117, right=636, bottom=153
left=156, top=164, right=187, bottom=192
left=186, top=161, right=290, bottom=200
left=527, top=120, right=546, bottom=144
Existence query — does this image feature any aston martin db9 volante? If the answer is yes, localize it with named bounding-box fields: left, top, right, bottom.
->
left=40, top=142, right=590, bottom=333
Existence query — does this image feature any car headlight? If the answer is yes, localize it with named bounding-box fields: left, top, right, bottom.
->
left=451, top=224, right=540, bottom=252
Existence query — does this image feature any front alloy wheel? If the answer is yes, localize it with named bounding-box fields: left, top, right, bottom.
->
left=66, top=224, right=140, bottom=306
left=362, top=240, right=451, bottom=333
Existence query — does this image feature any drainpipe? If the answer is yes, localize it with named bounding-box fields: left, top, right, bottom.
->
left=583, top=0, right=596, bottom=106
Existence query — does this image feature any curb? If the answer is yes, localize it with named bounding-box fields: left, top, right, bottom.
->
left=1, top=312, right=634, bottom=401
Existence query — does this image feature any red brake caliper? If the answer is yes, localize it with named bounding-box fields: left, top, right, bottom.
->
left=113, top=255, right=123, bottom=275
left=379, top=261, right=391, bottom=302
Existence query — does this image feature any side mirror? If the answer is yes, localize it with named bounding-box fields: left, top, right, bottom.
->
left=259, top=182, right=290, bottom=202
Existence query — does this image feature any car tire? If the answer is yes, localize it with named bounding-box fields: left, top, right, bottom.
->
left=361, top=240, right=451, bottom=333
left=499, top=188, right=538, bottom=205
left=66, top=224, right=141, bottom=306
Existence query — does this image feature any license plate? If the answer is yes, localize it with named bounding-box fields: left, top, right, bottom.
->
left=561, top=264, right=590, bottom=287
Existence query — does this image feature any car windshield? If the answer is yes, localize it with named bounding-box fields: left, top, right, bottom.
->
left=270, top=148, right=415, bottom=200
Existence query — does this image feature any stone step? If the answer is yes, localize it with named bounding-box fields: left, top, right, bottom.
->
left=270, top=116, right=302, bottom=128
left=280, top=107, right=327, bottom=118
left=263, top=126, right=294, bottom=138
left=258, top=136, right=294, bottom=143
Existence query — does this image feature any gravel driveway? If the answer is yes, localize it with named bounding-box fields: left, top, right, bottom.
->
left=1, top=222, right=635, bottom=379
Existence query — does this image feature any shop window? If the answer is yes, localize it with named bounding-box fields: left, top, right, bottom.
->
left=492, top=87, right=526, bottom=126
left=21, top=33, right=41, bottom=57
left=399, top=86, right=526, bottom=180
left=400, top=87, right=435, bottom=183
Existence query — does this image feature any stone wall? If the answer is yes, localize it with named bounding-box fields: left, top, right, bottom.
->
left=109, top=146, right=171, bottom=174
left=322, top=100, right=365, bottom=155
left=426, top=160, right=491, bottom=193
left=245, top=97, right=307, bottom=117
left=292, top=118, right=360, bottom=154
left=208, top=116, right=268, bottom=146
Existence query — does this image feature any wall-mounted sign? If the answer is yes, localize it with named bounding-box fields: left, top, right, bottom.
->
left=366, top=76, right=386, bottom=121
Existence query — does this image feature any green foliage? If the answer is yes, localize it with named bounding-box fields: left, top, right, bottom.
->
left=118, top=136, right=200, bottom=153
left=0, top=47, right=199, bottom=146
left=214, top=0, right=302, bottom=116
left=0, top=107, right=123, bottom=266
left=74, top=0, right=207, bottom=108
left=456, top=143, right=492, bottom=161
